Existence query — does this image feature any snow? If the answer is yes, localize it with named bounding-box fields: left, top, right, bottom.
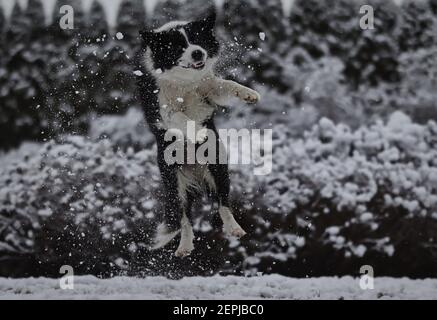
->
left=133, top=70, right=143, bottom=76
left=259, top=32, right=266, bottom=41
left=0, top=276, right=436, bottom=300
left=0, top=142, right=41, bottom=168
left=115, top=32, right=124, bottom=40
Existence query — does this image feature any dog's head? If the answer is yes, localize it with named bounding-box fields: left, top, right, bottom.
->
left=140, top=11, right=219, bottom=82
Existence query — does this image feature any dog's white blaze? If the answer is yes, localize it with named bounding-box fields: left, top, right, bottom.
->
left=178, top=27, right=190, bottom=44
left=177, top=27, right=208, bottom=64
left=154, top=21, right=188, bottom=32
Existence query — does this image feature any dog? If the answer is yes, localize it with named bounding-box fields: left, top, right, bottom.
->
left=137, top=10, right=260, bottom=257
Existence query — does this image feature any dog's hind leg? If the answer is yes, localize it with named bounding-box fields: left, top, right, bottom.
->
left=174, top=181, right=196, bottom=257
left=209, top=163, right=247, bottom=239
left=175, top=211, right=195, bottom=257
left=151, top=175, right=196, bottom=255
left=151, top=157, right=185, bottom=250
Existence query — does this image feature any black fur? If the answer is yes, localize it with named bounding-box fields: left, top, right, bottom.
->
left=137, top=11, right=230, bottom=234
left=140, top=29, right=187, bottom=71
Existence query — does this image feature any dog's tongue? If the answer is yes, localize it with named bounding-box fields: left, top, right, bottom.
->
left=192, top=62, right=205, bottom=69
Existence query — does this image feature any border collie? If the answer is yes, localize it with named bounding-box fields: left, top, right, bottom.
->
left=138, top=11, right=260, bottom=257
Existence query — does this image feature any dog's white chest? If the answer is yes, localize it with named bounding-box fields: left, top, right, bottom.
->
left=178, top=91, right=214, bottom=122
left=158, top=81, right=215, bottom=128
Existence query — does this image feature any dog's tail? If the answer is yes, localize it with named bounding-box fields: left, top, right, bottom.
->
left=149, top=223, right=181, bottom=250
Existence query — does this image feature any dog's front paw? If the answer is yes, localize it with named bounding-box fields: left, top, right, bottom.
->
left=236, top=88, right=261, bottom=105
left=186, top=127, right=208, bottom=144
left=196, top=128, right=208, bottom=144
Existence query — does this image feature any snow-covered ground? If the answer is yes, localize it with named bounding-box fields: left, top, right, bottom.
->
left=1, top=276, right=436, bottom=300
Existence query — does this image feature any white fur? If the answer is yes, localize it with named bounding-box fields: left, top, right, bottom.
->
left=154, top=21, right=189, bottom=32
left=150, top=223, right=181, bottom=250
left=177, top=165, right=216, bottom=203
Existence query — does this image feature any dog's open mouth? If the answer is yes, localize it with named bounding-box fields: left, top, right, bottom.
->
left=182, top=62, right=205, bottom=70
left=191, top=61, right=205, bottom=70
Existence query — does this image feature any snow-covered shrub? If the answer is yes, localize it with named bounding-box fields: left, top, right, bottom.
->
left=394, top=46, right=437, bottom=123
left=0, top=0, right=141, bottom=149
left=221, top=0, right=292, bottom=91
left=399, top=0, right=437, bottom=52
left=1, top=113, right=437, bottom=278
left=0, top=136, right=160, bottom=275
left=0, top=2, right=51, bottom=149
left=116, top=0, right=146, bottom=46
left=90, top=108, right=155, bottom=151
left=226, top=112, right=437, bottom=277
left=288, top=0, right=401, bottom=88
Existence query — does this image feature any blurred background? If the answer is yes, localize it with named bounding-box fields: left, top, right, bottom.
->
left=0, top=0, right=437, bottom=279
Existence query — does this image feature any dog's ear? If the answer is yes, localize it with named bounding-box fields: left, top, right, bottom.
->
left=198, top=8, right=216, bottom=30
left=205, top=8, right=216, bottom=28
left=139, top=30, right=155, bottom=45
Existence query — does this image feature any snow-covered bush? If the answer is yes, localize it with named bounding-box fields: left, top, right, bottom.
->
left=116, top=0, right=146, bottom=46
left=221, top=0, right=292, bottom=92
left=90, top=108, right=155, bottom=151
left=399, top=0, right=437, bottom=52
left=1, top=113, right=437, bottom=277
left=0, top=2, right=51, bottom=149
left=0, top=136, right=160, bottom=275
left=0, top=0, right=142, bottom=150
left=226, top=112, right=437, bottom=277
left=394, top=46, right=437, bottom=123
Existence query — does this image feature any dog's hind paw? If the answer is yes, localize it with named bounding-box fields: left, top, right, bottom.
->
left=175, top=246, right=193, bottom=258
left=226, top=226, right=247, bottom=239
left=223, top=221, right=247, bottom=239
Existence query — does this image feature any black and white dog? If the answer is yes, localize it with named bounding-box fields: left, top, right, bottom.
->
left=138, top=11, right=260, bottom=257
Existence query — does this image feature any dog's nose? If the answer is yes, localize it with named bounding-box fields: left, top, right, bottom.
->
left=191, top=50, right=205, bottom=62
